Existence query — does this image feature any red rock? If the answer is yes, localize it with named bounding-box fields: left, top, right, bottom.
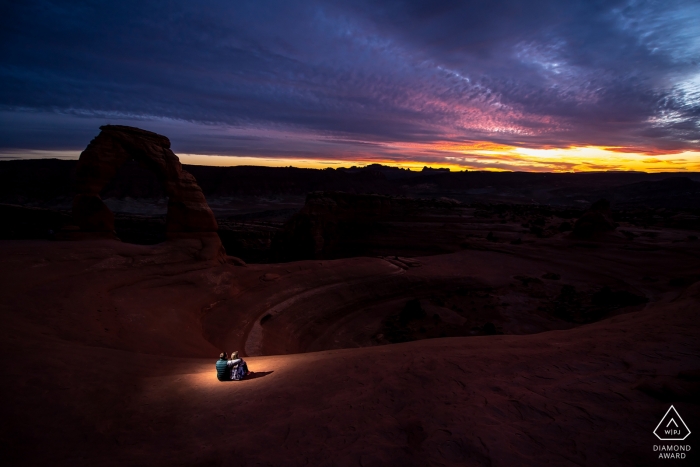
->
left=1, top=239, right=699, bottom=466
left=72, top=193, right=115, bottom=231
left=572, top=198, right=617, bottom=238
left=272, top=191, right=464, bottom=260
left=73, top=125, right=218, bottom=233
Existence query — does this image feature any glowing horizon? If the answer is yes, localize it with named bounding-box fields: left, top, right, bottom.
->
left=178, top=145, right=700, bottom=172
left=5, top=144, right=698, bottom=174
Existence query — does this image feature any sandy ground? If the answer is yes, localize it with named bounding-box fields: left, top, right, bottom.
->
left=1, top=237, right=699, bottom=466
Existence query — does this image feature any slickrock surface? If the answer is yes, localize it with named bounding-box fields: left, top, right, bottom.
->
left=1, top=234, right=699, bottom=466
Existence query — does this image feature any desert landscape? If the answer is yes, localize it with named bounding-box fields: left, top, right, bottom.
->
left=3, top=1, right=700, bottom=465
left=0, top=126, right=698, bottom=466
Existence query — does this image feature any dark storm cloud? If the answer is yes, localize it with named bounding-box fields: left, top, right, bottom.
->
left=0, top=0, right=698, bottom=157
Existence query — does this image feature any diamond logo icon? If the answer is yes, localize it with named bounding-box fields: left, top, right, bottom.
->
left=654, top=405, right=691, bottom=441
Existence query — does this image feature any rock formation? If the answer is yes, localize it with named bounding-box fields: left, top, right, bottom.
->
left=272, top=192, right=464, bottom=260
left=70, top=125, right=225, bottom=261
left=572, top=199, right=617, bottom=239
left=73, top=125, right=218, bottom=234
left=3, top=228, right=699, bottom=465
left=271, top=192, right=390, bottom=260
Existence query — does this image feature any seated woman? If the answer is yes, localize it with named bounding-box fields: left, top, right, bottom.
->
left=228, top=351, right=251, bottom=380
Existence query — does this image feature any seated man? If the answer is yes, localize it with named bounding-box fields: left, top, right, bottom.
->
left=215, top=352, right=231, bottom=381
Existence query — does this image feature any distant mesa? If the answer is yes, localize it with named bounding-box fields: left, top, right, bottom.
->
left=421, top=166, right=450, bottom=173
left=70, top=125, right=224, bottom=259
left=572, top=199, right=617, bottom=239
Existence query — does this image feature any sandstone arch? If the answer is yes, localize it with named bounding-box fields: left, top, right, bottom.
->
left=71, top=125, right=226, bottom=261
left=72, top=125, right=218, bottom=234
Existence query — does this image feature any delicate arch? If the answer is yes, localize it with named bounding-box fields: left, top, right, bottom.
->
left=72, top=125, right=218, bottom=234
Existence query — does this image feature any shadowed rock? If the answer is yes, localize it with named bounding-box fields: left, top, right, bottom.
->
left=272, top=191, right=465, bottom=260
left=572, top=199, right=616, bottom=239
left=1, top=218, right=700, bottom=465
left=73, top=125, right=218, bottom=234
left=70, top=125, right=225, bottom=261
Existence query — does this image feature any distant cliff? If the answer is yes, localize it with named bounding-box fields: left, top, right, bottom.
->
left=3, top=159, right=700, bottom=208
left=272, top=192, right=470, bottom=261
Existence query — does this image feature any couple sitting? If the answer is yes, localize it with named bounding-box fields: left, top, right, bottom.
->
left=216, top=351, right=251, bottom=381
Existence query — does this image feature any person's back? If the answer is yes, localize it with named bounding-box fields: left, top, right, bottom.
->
left=215, top=353, right=230, bottom=381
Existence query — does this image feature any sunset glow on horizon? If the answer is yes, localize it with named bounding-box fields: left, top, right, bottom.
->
left=177, top=143, right=700, bottom=173
left=5, top=142, right=700, bottom=174
left=1, top=1, right=698, bottom=172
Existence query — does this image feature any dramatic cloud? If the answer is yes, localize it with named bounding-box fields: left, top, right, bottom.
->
left=0, top=0, right=699, bottom=170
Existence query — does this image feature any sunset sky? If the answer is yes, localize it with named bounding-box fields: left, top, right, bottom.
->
left=1, top=0, right=699, bottom=172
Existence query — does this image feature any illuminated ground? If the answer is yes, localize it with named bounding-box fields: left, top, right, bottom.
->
left=1, top=235, right=699, bottom=465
